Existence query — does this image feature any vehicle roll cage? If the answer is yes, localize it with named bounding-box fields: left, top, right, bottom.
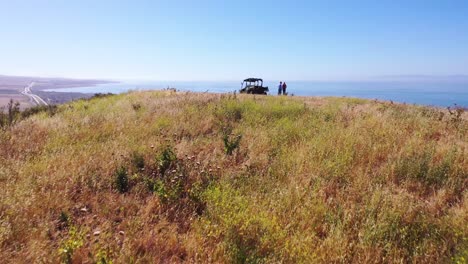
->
left=241, top=78, right=263, bottom=88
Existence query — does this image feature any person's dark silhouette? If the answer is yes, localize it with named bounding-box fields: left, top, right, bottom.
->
left=282, top=82, right=287, bottom=95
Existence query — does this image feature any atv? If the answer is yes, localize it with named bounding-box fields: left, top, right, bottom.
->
left=240, top=78, right=269, bottom=95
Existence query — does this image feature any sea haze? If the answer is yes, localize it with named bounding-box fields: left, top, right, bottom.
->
left=45, top=80, right=468, bottom=107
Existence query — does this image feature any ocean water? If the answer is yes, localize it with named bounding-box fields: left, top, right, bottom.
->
left=44, top=80, right=468, bottom=107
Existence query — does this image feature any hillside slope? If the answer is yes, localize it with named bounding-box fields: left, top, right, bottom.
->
left=0, top=91, right=467, bottom=263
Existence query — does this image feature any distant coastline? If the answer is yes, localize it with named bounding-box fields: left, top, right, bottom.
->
left=0, top=75, right=115, bottom=108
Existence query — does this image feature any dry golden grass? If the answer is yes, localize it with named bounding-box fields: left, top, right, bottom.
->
left=0, top=91, right=466, bottom=263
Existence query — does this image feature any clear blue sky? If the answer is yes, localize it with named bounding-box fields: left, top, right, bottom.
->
left=1, top=0, right=468, bottom=81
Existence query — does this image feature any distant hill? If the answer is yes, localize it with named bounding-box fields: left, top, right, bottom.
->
left=0, top=91, right=466, bottom=263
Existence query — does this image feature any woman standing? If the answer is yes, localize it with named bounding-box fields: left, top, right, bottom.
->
left=282, top=82, right=287, bottom=95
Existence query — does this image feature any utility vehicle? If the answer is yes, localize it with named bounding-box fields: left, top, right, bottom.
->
left=240, top=78, right=269, bottom=95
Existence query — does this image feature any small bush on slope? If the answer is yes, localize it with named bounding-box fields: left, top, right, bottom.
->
left=0, top=99, right=20, bottom=129
left=21, top=104, right=58, bottom=119
left=114, top=166, right=129, bottom=193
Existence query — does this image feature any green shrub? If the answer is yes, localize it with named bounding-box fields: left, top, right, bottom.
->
left=132, top=103, right=141, bottom=111
left=21, top=104, right=58, bottom=118
left=90, top=93, right=114, bottom=100
left=0, top=99, right=20, bottom=129
left=223, top=132, right=242, bottom=156
left=146, top=178, right=171, bottom=201
left=114, top=166, right=129, bottom=193
left=157, top=146, right=177, bottom=174
left=59, top=211, right=70, bottom=227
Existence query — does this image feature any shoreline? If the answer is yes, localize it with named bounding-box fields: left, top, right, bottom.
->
left=0, top=75, right=115, bottom=108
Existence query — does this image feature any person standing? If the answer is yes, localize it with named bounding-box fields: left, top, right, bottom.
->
left=278, top=81, right=283, bottom=95
left=282, top=82, right=287, bottom=95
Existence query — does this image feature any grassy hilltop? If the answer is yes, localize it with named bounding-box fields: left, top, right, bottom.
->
left=0, top=91, right=467, bottom=263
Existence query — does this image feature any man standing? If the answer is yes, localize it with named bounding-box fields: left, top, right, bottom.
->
left=282, top=82, right=287, bottom=95
left=278, top=82, right=283, bottom=95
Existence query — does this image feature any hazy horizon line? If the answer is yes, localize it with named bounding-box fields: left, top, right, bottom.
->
left=3, top=73, right=468, bottom=83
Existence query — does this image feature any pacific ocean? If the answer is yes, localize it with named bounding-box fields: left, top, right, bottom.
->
left=45, top=80, right=468, bottom=108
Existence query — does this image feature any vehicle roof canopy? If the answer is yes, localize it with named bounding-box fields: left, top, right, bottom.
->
left=243, top=78, right=263, bottom=82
